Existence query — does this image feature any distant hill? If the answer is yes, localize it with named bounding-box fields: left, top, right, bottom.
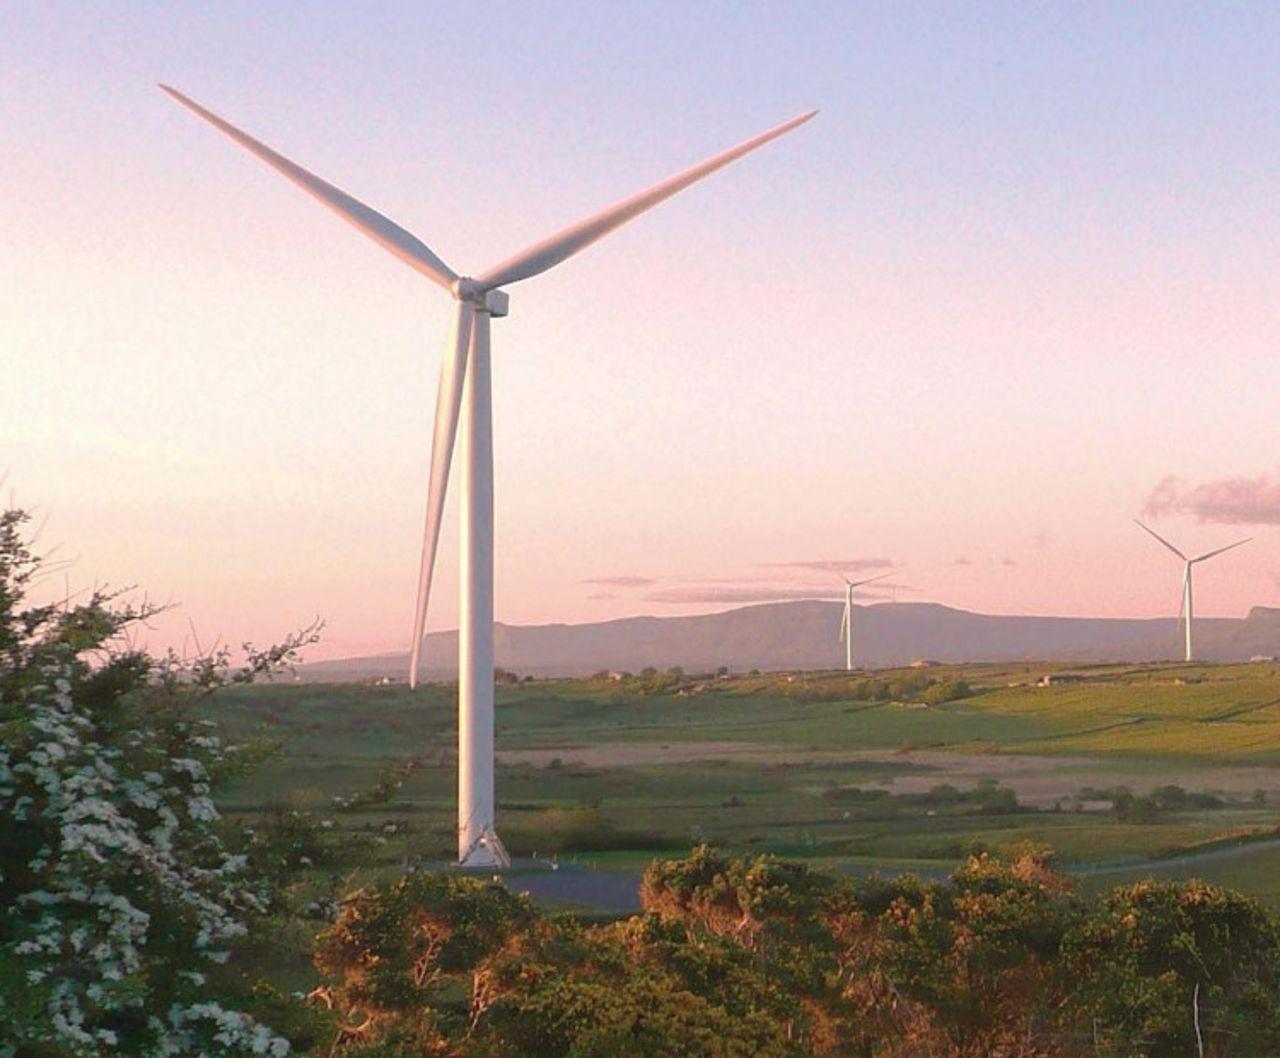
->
left=295, top=601, right=1280, bottom=682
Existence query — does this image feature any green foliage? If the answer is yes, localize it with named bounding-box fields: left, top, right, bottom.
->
left=1065, top=878, right=1280, bottom=1056
left=641, top=845, right=851, bottom=987
left=313, top=872, right=536, bottom=1021
left=1078, top=784, right=1228, bottom=824
left=823, top=779, right=1027, bottom=818
left=0, top=505, right=320, bottom=1056
left=919, top=679, right=973, bottom=705
left=247, top=803, right=342, bottom=878
left=311, top=863, right=810, bottom=1056
left=333, top=758, right=422, bottom=811
left=309, top=848, right=1280, bottom=1057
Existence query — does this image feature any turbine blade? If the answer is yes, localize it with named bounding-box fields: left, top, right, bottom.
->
left=1191, top=537, right=1252, bottom=563
left=160, top=85, right=458, bottom=290
left=839, top=602, right=849, bottom=643
left=408, top=302, right=475, bottom=687
left=850, top=570, right=895, bottom=589
left=475, top=110, right=817, bottom=291
left=1134, top=520, right=1187, bottom=561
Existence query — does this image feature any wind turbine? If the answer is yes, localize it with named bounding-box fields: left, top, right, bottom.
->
left=161, top=85, right=815, bottom=867
left=838, top=571, right=892, bottom=671
left=1134, top=520, right=1250, bottom=663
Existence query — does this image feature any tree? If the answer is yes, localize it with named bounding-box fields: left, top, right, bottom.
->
left=306, top=841, right=1280, bottom=1057
left=1064, top=879, right=1280, bottom=1056
left=0, top=506, right=320, bottom=1056
left=312, top=868, right=804, bottom=1057
left=837, top=851, right=1078, bottom=1056
left=312, top=871, right=537, bottom=1050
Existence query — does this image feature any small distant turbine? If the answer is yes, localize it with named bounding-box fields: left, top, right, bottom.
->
left=1134, top=520, right=1251, bottom=662
left=838, top=572, right=892, bottom=671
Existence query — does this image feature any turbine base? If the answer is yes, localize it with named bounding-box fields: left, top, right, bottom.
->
left=458, top=827, right=510, bottom=869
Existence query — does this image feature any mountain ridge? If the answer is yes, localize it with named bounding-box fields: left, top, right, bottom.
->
left=296, top=600, right=1280, bottom=681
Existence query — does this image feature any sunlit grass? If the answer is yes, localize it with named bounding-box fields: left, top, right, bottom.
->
left=206, top=660, right=1280, bottom=906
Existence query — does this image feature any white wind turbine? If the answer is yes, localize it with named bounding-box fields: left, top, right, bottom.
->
left=838, top=571, right=892, bottom=671
left=161, top=85, right=815, bottom=867
left=1134, top=520, right=1251, bottom=663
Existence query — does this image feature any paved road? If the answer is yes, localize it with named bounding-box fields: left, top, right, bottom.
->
left=1075, top=834, right=1280, bottom=877
left=507, top=869, right=644, bottom=913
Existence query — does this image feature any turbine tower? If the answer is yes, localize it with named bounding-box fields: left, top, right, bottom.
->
left=1134, top=521, right=1250, bottom=663
left=838, top=572, right=892, bottom=671
left=162, top=86, right=815, bottom=867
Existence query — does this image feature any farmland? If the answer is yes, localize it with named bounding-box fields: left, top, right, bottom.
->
left=205, top=659, right=1280, bottom=911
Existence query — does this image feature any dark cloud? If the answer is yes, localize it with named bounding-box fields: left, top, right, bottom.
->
left=765, top=558, right=892, bottom=575
left=1143, top=471, right=1280, bottom=526
left=868, top=581, right=916, bottom=594
left=953, top=556, right=973, bottom=567
left=580, top=576, right=656, bottom=588
left=1142, top=476, right=1184, bottom=520
left=644, top=586, right=847, bottom=604
left=1001, top=557, right=1019, bottom=568
left=673, top=575, right=796, bottom=584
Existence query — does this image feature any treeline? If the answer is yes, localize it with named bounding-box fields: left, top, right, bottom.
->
left=308, top=846, right=1280, bottom=1057
left=587, top=666, right=975, bottom=705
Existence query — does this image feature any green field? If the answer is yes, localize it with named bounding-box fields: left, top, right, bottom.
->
left=205, top=660, right=1280, bottom=905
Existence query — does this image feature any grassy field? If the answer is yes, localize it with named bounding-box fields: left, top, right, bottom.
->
left=204, top=660, right=1280, bottom=908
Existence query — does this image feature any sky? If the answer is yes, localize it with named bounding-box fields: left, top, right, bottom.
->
left=3, top=2, right=1279, bottom=661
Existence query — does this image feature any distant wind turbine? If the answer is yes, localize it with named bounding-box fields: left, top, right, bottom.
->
left=1134, top=520, right=1251, bottom=662
left=838, top=572, right=892, bottom=671
left=161, top=85, right=815, bottom=866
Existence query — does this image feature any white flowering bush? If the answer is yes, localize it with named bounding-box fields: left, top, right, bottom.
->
left=0, top=507, right=321, bottom=1056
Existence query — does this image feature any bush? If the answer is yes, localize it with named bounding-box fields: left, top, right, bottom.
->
left=1065, top=879, right=1280, bottom=1055
left=301, top=844, right=1280, bottom=1057
left=920, top=679, right=972, bottom=705
left=0, top=505, right=319, bottom=1056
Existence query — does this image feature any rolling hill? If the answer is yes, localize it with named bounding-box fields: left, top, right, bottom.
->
left=296, top=600, right=1280, bottom=681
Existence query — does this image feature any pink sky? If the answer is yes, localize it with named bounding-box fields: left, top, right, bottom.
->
left=4, top=4, right=1279, bottom=660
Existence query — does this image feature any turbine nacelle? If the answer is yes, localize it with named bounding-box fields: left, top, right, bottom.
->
left=451, top=277, right=509, bottom=317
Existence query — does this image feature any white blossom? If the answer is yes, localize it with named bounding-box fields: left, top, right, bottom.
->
left=2, top=658, right=285, bottom=1056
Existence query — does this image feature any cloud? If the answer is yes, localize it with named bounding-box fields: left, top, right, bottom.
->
left=953, top=556, right=973, bottom=566
left=1001, top=557, right=1019, bottom=568
left=1141, top=476, right=1184, bottom=520
left=765, top=558, right=892, bottom=575
left=586, top=592, right=616, bottom=601
left=580, top=576, right=656, bottom=588
left=1142, top=471, right=1280, bottom=525
left=1032, top=530, right=1050, bottom=549
left=674, top=575, right=794, bottom=584
left=644, top=586, right=847, bottom=604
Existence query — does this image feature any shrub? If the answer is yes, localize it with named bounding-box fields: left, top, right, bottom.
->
left=920, top=679, right=973, bottom=705
left=0, top=505, right=319, bottom=1056
left=1064, top=879, right=1280, bottom=1056
left=304, top=846, right=1280, bottom=1057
